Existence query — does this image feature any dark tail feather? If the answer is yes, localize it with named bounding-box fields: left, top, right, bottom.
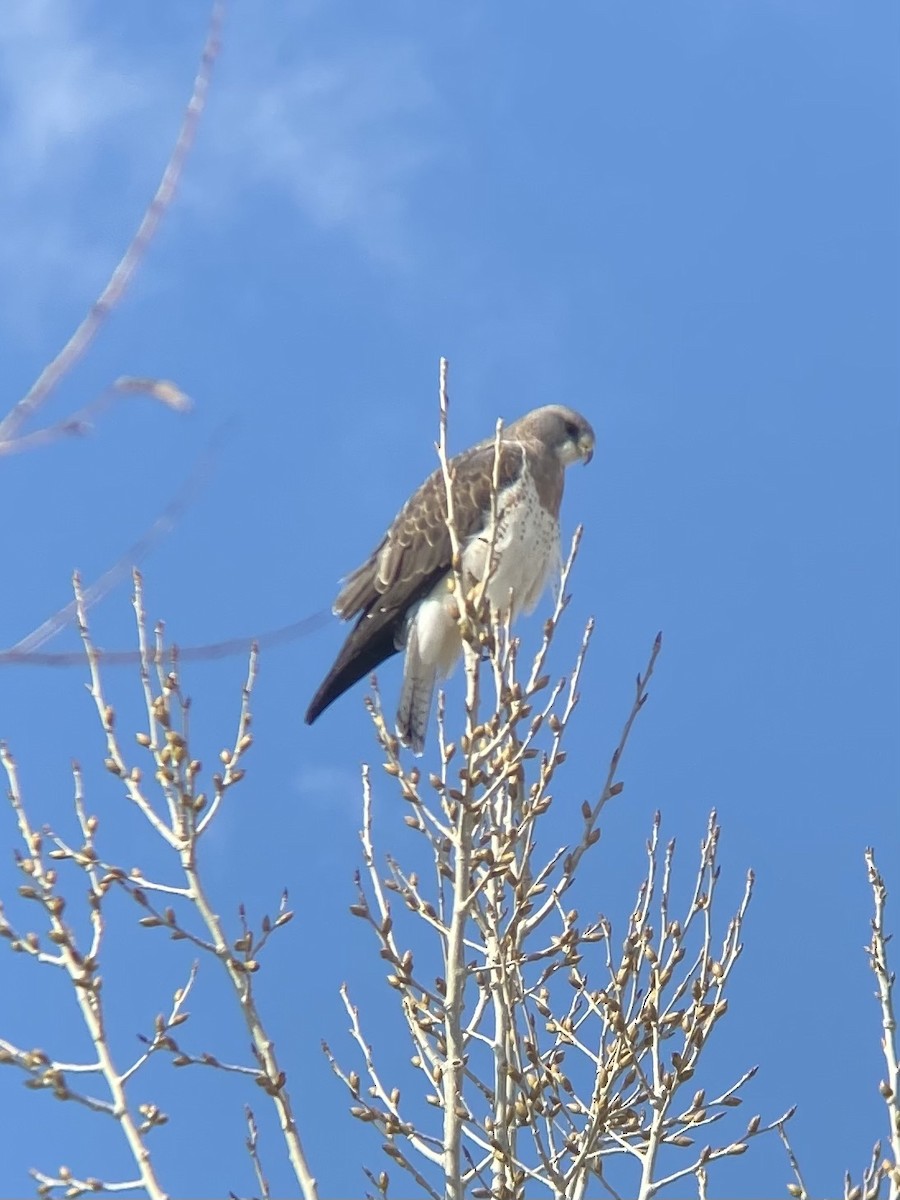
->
left=395, top=625, right=435, bottom=756
left=305, top=616, right=400, bottom=725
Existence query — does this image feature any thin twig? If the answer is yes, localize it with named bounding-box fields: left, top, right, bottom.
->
left=7, top=427, right=221, bottom=657
left=0, top=377, right=190, bottom=458
left=244, top=1107, right=271, bottom=1200
left=778, top=1119, right=811, bottom=1200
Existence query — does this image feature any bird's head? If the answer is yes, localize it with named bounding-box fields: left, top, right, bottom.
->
left=522, top=405, right=595, bottom=467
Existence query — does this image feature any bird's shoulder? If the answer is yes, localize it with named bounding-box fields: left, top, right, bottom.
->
left=335, top=438, right=529, bottom=619
left=389, top=436, right=527, bottom=552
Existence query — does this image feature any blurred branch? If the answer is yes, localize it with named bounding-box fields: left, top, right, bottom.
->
left=5, top=425, right=221, bottom=658
left=0, top=2, right=223, bottom=451
left=0, top=611, right=330, bottom=669
left=0, top=377, right=190, bottom=459
left=1, top=421, right=329, bottom=666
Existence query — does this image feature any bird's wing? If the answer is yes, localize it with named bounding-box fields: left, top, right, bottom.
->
left=305, top=438, right=526, bottom=725
left=339, top=438, right=525, bottom=617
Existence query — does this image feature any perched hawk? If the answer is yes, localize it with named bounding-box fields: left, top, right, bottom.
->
left=305, top=405, right=595, bottom=753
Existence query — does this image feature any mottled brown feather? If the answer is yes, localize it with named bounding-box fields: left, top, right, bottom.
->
left=345, top=442, right=524, bottom=613
left=305, top=440, right=526, bottom=725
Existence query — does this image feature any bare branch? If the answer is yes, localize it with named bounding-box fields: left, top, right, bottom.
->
left=0, top=4, right=224, bottom=448
left=6, top=428, right=221, bottom=659
left=0, top=377, right=190, bottom=459
left=0, top=745, right=170, bottom=1199
left=866, top=849, right=900, bottom=1198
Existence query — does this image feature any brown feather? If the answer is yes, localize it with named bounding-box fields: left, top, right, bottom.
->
left=305, top=440, right=525, bottom=725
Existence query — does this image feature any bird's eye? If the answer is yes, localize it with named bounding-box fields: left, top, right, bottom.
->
left=565, top=421, right=579, bottom=440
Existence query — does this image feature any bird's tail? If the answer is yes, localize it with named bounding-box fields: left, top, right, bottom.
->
left=396, top=627, right=436, bottom=756
left=305, top=612, right=399, bottom=727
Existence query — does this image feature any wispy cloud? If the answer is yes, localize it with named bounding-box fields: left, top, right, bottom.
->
left=0, top=3, right=142, bottom=184
left=202, top=20, right=439, bottom=265
left=0, top=3, right=164, bottom=334
left=294, top=764, right=362, bottom=810
left=1, top=0, right=439, bottom=242
left=0, top=4, right=440, bottom=337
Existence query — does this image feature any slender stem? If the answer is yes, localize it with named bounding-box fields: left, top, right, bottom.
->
left=443, top=802, right=474, bottom=1200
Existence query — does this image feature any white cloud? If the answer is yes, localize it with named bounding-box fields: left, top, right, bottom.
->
left=0, top=3, right=440, bottom=337
left=0, top=3, right=164, bottom=334
left=202, top=25, right=439, bottom=264
left=0, top=2, right=142, bottom=185
left=294, top=764, right=362, bottom=810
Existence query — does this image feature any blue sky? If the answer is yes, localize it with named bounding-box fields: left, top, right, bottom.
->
left=0, top=1, right=897, bottom=1196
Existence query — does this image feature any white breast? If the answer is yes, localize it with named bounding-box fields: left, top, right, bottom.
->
left=407, top=470, right=560, bottom=678
left=464, top=469, right=561, bottom=619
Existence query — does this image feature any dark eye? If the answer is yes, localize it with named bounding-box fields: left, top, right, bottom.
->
left=565, top=421, right=579, bottom=440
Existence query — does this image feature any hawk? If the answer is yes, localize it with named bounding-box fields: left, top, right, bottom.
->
left=305, top=405, right=595, bottom=753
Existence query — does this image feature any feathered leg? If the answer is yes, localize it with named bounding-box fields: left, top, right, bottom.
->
left=396, top=623, right=437, bottom=756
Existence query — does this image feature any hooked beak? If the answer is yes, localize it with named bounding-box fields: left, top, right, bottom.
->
left=578, top=432, right=594, bottom=465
